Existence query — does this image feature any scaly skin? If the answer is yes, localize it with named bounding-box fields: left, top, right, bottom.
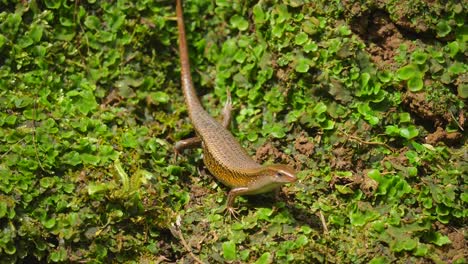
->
left=175, top=0, right=297, bottom=214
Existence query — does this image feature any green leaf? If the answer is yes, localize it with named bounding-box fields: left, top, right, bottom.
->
left=321, top=119, right=335, bottom=130
left=5, top=115, right=17, bottom=125
left=62, top=151, right=82, bottom=166
left=399, top=126, right=419, bottom=139
left=372, top=221, right=385, bottom=233
left=369, top=256, right=389, bottom=264
left=81, top=153, right=100, bottom=165
left=233, top=49, right=247, bottom=63
left=222, top=38, right=237, bottom=56
left=295, top=57, right=310, bottom=73
left=396, top=238, right=418, bottom=251
left=448, top=62, right=466, bottom=74
left=121, top=132, right=139, bottom=148
left=110, top=14, right=125, bottom=32
left=446, top=41, right=459, bottom=58
left=294, top=32, right=309, bottom=45
left=230, top=15, right=249, bottom=31
left=222, top=241, right=236, bottom=261
left=411, top=50, right=427, bottom=64
left=397, top=64, right=418, bottom=80
left=97, top=31, right=114, bottom=43
left=255, top=252, right=271, bottom=264
left=49, top=248, right=67, bottom=262
left=33, top=45, right=47, bottom=57
left=458, top=84, right=468, bottom=99
left=436, top=20, right=451, bottom=37
left=84, top=15, right=101, bottom=30
left=4, top=13, right=22, bottom=34
left=414, top=243, right=429, bottom=256
left=335, top=185, right=354, bottom=194
left=276, top=4, right=290, bottom=23
left=18, top=36, right=33, bottom=48
left=253, top=4, right=266, bottom=24
left=240, top=249, right=250, bottom=261
left=349, top=207, right=379, bottom=227
left=4, top=242, right=16, bottom=255
left=407, top=76, right=423, bottom=92
left=75, top=90, right=98, bottom=115
left=304, top=41, right=318, bottom=52
left=338, top=25, right=352, bottom=36
left=0, top=201, right=7, bottom=218
left=14, top=96, right=33, bottom=108
left=295, top=234, right=308, bottom=247
left=40, top=177, right=55, bottom=188
left=360, top=72, right=371, bottom=87
left=43, top=217, right=56, bottom=229
left=329, top=214, right=346, bottom=226
left=247, top=132, right=258, bottom=142
left=267, top=123, right=286, bottom=139
left=399, top=112, right=411, bottom=123
left=257, top=207, right=273, bottom=220
left=407, top=166, right=418, bottom=177
left=378, top=71, right=392, bottom=83
left=429, top=232, right=451, bottom=246
left=87, top=182, right=108, bottom=195
left=0, top=34, right=6, bottom=49
left=150, top=91, right=169, bottom=103
left=368, top=169, right=391, bottom=195
left=29, top=24, right=44, bottom=43
left=114, top=159, right=129, bottom=193
left=44, top=0, right=61, bottom=9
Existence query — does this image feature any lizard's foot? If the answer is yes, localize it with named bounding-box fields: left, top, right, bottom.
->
left=225, top=206, right=240, bottom=220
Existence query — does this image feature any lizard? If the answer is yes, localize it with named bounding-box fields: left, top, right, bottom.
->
left=175, top=0, right=297, bottom=215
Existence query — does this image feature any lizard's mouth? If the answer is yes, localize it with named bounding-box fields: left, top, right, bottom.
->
left=280, top=173, right=297, bottom=183
left=288, top=176, right=298, bottom=183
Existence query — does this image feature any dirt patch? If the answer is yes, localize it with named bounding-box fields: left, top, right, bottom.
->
left=381, top=147, right=409, bottom=169
left=347, top=10, right=413, bottom=69
left=360, top=172, right=378, bottom=197
left=425, top=126, right=463, bottom=146
left=255, top=142, right=297, bottom=168
left=402, top=91, right=451, bottom=129
left=386, top=1, right=429, bottom=34
left=294, top=132, right=315, bottom=156
left=329, top=170, right=378, bottom=198
left=330, top=146, right=354, bottom=171
left=434, top=222, right=467, bottom=263
left=448, top=230, right=466, bottom=253
left=190, top=184, right=210, bottom=199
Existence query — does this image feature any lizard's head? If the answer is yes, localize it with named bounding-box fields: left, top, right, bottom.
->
left=263, top=164, right=297, bottom=184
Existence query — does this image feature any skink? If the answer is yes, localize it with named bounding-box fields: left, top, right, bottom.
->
left=175, top=0, right=297, bottom=215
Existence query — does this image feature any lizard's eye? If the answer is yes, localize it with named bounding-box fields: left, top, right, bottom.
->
left=276, top=172, right=283, bottom=177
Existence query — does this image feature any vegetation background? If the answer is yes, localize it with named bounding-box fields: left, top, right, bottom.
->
left=0, top=0, right=466, bottom=263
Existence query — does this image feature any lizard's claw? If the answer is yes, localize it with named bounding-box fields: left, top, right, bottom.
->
left=225, top=206, right=240, bottom=220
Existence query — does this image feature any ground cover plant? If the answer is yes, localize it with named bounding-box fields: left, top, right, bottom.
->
left=0, top=0, right=466, bottom=263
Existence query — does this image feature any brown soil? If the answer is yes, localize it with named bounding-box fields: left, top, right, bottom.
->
left=363, top=12, right=405, bottom=68
left=255, top=142, right=297, bottom=168
left=347, top=10, right=414, bottom=69
left=401, top=91, right=455, bottom=128
left=445, top=230, right=467, bottom=263
left=330, top=146, right=354, bottom=171
left=425, top=126, right=463, bottom=146
left=433, top=221, right=467, bottom=263
left=294, top=132, right=315, bottom=156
